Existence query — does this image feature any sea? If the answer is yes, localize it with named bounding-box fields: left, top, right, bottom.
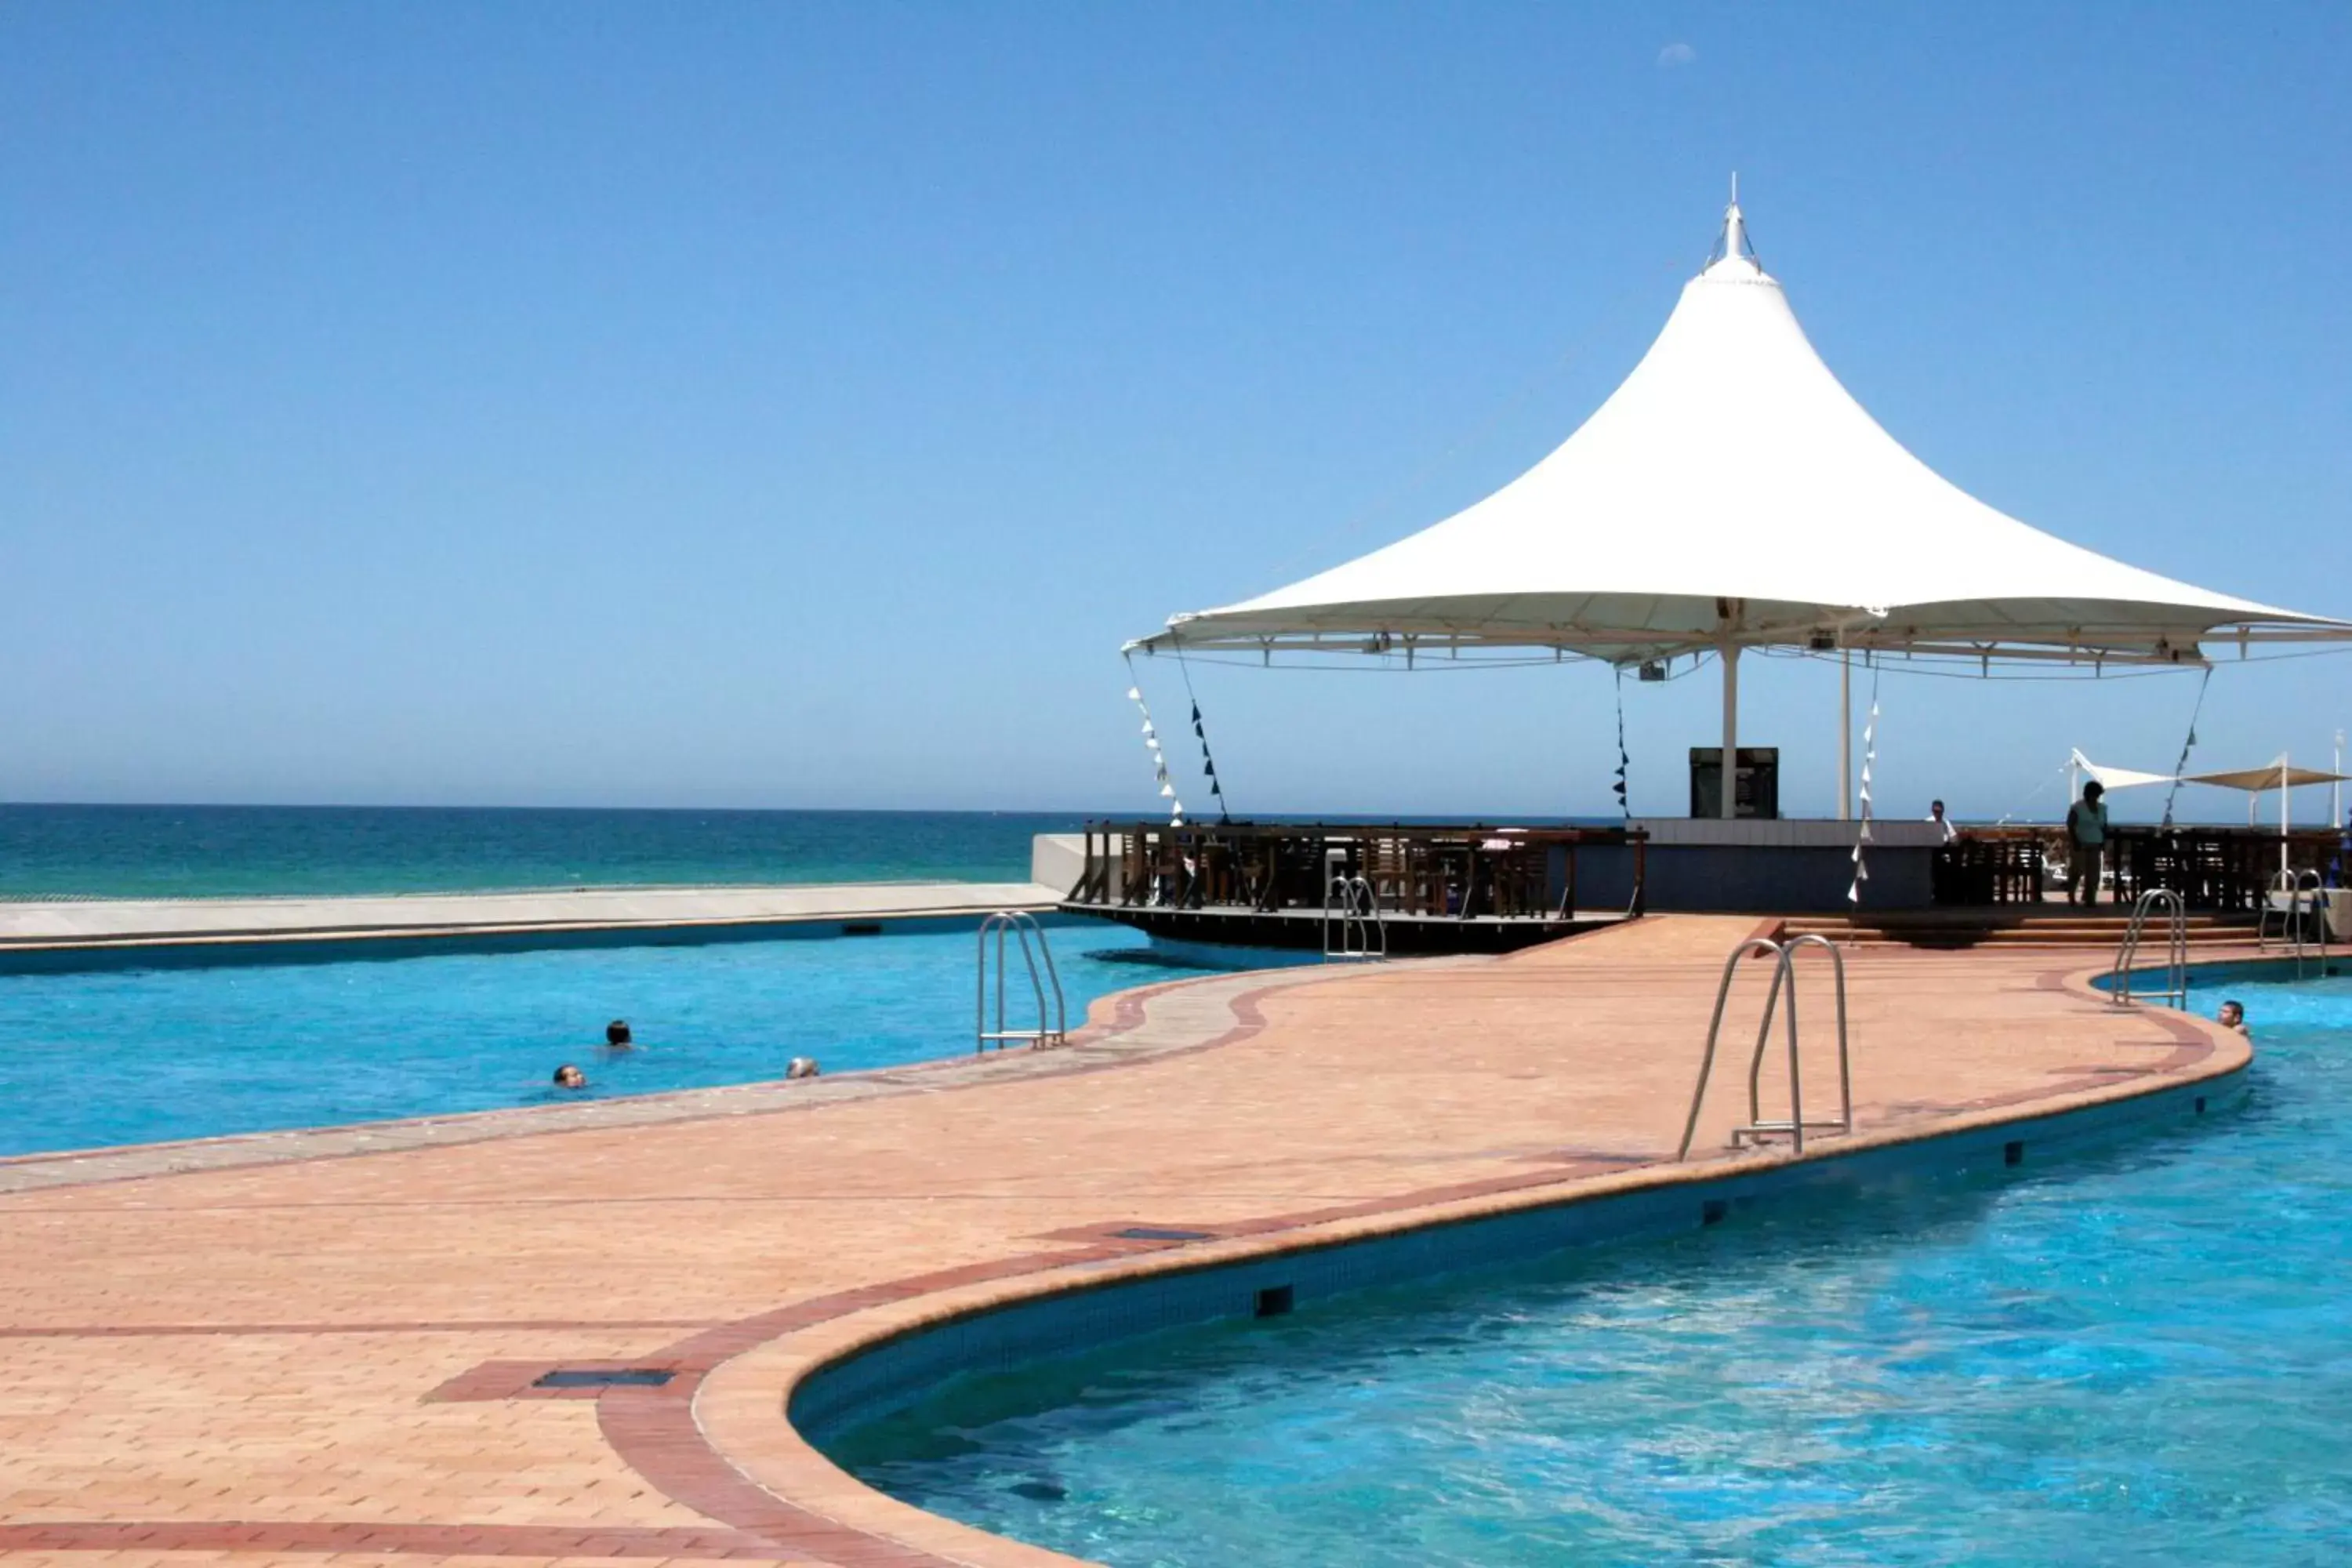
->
left=0, top=804, right=1617, bottom=901
left=0, top=804, right=1094, bottom=900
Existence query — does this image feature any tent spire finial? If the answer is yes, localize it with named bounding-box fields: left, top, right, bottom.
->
left=1709, top=174, right=1758, bottom=275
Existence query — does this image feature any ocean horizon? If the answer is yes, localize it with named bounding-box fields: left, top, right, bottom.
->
left=0, top=803, right=1625, bottom=902
left=0, top=804, right=1094, bottom=901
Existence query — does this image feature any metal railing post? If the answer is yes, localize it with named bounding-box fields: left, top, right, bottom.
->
left=1353, top=875, right=1387, bottom=960
left=976, top=912, right=1068, bottom=1052
left=1678, top=936, right=1783, bottom=1158
left=2114, top=887, right=2187, bottom=1009
left=1682, top=933, right=1853, bottom=1160
left=1786, top=934, right=1853, bottom=1142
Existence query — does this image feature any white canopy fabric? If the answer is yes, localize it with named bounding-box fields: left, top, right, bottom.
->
left=1134, top=198, right=2350, bottom=669
left=2069, top=749, right=2176, bottom=792
left=2184, top=758, right=2352, bottom=792
left=2067, top=749, right=2351, bottom=792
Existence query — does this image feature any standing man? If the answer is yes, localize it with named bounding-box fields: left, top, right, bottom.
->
left=2066, top=781, right=2111, bottom=906
left=1927, top=800, right=1959, bottom=903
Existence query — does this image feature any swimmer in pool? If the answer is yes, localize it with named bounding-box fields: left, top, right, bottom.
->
left=786, top=1057, right=820, bottom=1080
left=2217, top=1000, right=2250, bottom=1037
left=604, top=1020, right=633, bottom=1049
left=553, top=1064, right=587, bottom=1089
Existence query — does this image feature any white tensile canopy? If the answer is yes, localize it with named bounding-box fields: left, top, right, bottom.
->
left=1131, top=191, right=2352, bottom=816
left=2068, top=748, right=2350, bottom=795
left=2068, top=750, right=2350, bottom=866
left=2183, top=756, right=2351, bottom=848
left=2184, top=760, right=2352, bottom=793
left=2069, top=749, right=2177, bottom=793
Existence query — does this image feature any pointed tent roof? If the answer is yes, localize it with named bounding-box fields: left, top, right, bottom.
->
left=1134, top=195, right=2349, bottom=667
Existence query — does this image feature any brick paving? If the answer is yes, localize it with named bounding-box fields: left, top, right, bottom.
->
left=0, top=916, right=2254, bottom=1567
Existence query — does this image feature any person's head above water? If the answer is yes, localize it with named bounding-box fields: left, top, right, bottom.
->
left=553, top=1063, right=587, bottom=1089
left=604, top=1020, right=632, bottom=1047
left=786, top=1056, right=820, bottom=1080
left=2219, top=1000, right=2246, bottom=1031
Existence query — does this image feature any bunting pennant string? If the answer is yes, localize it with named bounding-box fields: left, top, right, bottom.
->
left=1174, top=648, right=1232, bottom=823
left=1123, top=655, right=1185, bottom=828
left=2158, top=665, right=2213, bottom=830
left=1611, top=668, right=1632, bottom=818
left=1847, top=666, right=1882, bottom=905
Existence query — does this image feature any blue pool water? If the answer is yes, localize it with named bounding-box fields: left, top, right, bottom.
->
left=0, top=924, right=1295, bottom=1156
left=836, top=971, right=2352, bottom=1566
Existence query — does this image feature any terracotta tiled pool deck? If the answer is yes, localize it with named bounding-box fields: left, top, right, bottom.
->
left=0, top=916, right=2255, bottom=1568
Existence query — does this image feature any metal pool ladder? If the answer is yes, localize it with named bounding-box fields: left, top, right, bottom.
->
left=2111, top=887, right=2187, bottom=1008
left=977, top=911, right=1067, bottom=1052
left=2257, top=869, right=2330, bottom=978
left=1323, top=873, right=1387, bottom=962
left=1678, top=933, right=1853, bottom=1158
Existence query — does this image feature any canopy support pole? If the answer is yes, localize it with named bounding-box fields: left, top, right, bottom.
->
left=1720, top=641, right=1740, bottom=820
left=2281, top=756, right=2291, bottom=875
left=1837, top=650, right=1851, bottom=822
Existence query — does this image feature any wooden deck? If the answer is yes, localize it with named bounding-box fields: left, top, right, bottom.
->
left=1061, top=819, right=1646, bottom=953
left=0, top=916, right=2256, bottom=1568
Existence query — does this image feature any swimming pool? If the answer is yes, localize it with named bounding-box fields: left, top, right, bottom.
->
left=0, top=922, right=1298, bottom=1156
left=832, top=969, right=2352, bottom=1566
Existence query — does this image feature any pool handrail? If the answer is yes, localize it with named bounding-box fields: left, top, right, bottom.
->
left=2111, top=887, right=2187, bottom=1009
left=977, top=911, right=1066, bottom=1052
left=1322, top=871, right=1386, bottom=963
left=2256, top=869, right=2330, bottom=979
left=1733, top=935, right=1853, bottom=1156
left=1678, top=934, right=1853, bottom=1159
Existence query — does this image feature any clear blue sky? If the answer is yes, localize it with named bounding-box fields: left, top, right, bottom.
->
left=2, top=5, right=2347, bottom=822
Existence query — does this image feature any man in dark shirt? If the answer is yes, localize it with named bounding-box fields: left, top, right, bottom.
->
left=2065, top=782, right=2110, bottom=906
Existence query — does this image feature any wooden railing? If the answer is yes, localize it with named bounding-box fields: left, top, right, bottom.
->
left=1945, top=824, right=2342, bottom=909
left=1065, top=822, right=1647, bottom=921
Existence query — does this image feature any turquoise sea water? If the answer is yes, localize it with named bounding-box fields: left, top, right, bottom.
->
left=0, top=924, right=1304, bottom=1156
left=0, top=804, right=1091, bottom=899
left=0, top=804, right=1608, bottom=901
left=837, top=971, right=2352, bottom=1566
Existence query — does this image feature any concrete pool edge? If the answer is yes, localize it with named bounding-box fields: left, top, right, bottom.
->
left=674, top=954, right=2256, bottom=1568
left=0, top=889, right=1067, bottom=967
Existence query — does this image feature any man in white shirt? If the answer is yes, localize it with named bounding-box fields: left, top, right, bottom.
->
left=1927, top=800, right=1958, bottom=844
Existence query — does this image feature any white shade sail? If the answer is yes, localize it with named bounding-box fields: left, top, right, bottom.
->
left=1133, top=199, right=2350, bottom=669
left=2069, top=750, right=2176, bottom=792
left=2067, top=750, right=2351, bottom=793
left=2184, top=758, right=2352, bottom=792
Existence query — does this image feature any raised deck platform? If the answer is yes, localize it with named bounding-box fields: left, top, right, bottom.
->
left=1074, top=901, right=1637, bottom=953
left=1057, top=819, right=1646, bottom=953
